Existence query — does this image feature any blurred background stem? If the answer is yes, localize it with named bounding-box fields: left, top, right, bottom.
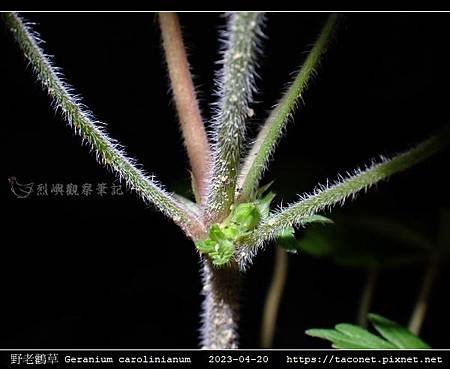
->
left=357, top=267, right=379, bottom=327
left=261, top=247, right=288, bottom=348
left=409, top=256, right=439, bottom=335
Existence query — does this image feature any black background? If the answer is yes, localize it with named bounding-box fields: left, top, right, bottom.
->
left=2, top=13, right=450, bottom=348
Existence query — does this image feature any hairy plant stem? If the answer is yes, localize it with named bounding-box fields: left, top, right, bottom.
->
left=357, top=267, right=378, bottom=328
left=408, top=257, right=439, bottom=335
left=159, top=13, right=211, bottom=201
left=200, top=260, right=241, bottom=349
left=238, top=14, right=338, bottom=202
left=238, top=124, right=450, bottom=266
left=261, top=247, right=288, bottom=348
left=206, top=12, right=264, bottom=223
left=3, top=12, right=205, bottom=238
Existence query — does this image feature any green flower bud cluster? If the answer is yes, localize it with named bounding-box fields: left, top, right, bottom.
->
left=196, top=191, right=275, bottom=266
left=196, top=181, right=333, bottom=265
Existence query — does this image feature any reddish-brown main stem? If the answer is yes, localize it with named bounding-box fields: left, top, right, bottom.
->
left=159, top=13, right=211, bottom=201
left=200, top=260, right=241, bottom=349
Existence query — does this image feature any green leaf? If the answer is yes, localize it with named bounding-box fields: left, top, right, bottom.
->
left=255, top=191, right=277, bottom=220
left=305, top=329, right=365, bottom=349
left=334, top=324, right=396, bottom=349
left=277, top=215, right=332, bottom=253
left=255, top=181, right=274, bottom=197
left=297, top=228, right=335, bottom=257
left=368, top=314, right=431, bottom=349
left=306, top=327, right=395, bottom=349
left=276, top=227, right=298, bottom=253
left=306, top=314, right=430, bottom=349
left=297, top=216, right=430, bottom=268
left=303, top=215, right=334, bottom=225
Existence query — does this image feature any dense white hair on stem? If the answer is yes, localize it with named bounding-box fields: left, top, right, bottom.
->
left=199, top=259, right=240, bottom=349
left=4, top=12, right=205, bottom=238
left=236, top=124, right=450, bottom=269
left=205, top=12, right=266, bottom=223
left=237, top=14, right=339, bottom=202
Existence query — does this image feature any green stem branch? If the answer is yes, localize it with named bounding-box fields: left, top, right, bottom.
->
left=206, top=12, right=264, bottom=223
left=238, top=14, right=339, bottom=202
left=4, top=12, right=205, bottom=238
left=238, top=124, right=450, bottom=265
